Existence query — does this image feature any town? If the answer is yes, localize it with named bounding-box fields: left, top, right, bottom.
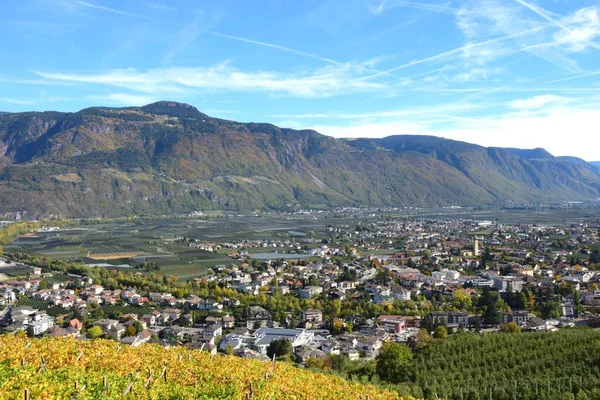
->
left=1, top=213, right=600, bottom=367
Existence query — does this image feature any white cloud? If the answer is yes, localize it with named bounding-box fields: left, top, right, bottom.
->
left=309, top=106, right=600, bottom=161
left=35, top=63, right=389, bottom=98
left=89, top=93, right=158, bottom=106
left=65, top=0, right=157, bottom=20
left=510, top=94, right=566, bottom=110
left=0, top=97, right=35, bottom=105
left=312, top=121, right=428, bottom=138
left=553, top=7, right=600, bottom=53
left=271, top=102, right=480, bottom=120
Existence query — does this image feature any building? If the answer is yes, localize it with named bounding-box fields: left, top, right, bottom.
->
left=428, top=312, right=469, bottom=328
left=252, top=328, right=314, bottom=355
left=29, top=315, right=54, bottom=336
left=219, top=328, right=314, bottom=356
left=301, top=309, right=323, bottom=323
left=244, top=306, right=272, bottom=329
left=501, top=311, right=529, bottom=325
left=491, top=274, right=525, bottom=293
left=299, top=286, right=323, bottom=299
left=378, top=316, right=406, bottom=334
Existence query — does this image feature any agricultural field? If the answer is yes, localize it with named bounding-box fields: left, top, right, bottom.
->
left=5, top=205, right=600, bottom=280
left=0, top=263, right=33, bottom=277
left=0, top=336, right=406, bottom=400
left=3, top=216, right=341, bottom=279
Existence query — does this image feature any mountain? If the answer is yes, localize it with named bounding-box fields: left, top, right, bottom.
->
left=0, top=101, right=599, bottom=218
left=500, top=147, right=554, bottom=160
left=590, top=161, right=600, bottom=169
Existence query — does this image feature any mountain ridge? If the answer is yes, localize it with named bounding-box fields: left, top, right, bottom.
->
left=0, top=101, right=598, bottom=218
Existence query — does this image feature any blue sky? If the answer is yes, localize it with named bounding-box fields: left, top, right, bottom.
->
left=1, top=0, right=600, bottom=160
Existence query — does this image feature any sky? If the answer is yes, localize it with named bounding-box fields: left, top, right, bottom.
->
left=1, top=0, right=600, bottom=160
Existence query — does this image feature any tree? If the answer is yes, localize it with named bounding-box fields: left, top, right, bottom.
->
left=452, top=289, right=472, bottom=310
left=411, top=329, right=433, bottom=351
left=375, top=342, right=413, bottom=383
left=224, top=344, right=234, bottom=355
left=133, top=321, right=144, bottom=334
left=87, top=326, right=103, bottom=339
left=433, top=325, right=448, bottom=339
left=266, top=339, right=292, bottom=359
left=499, top=322, right=521, bottom=333
left=327, top=354, right=349, bottom=372
left=126, top=325, right=137, bottom=337
left=483, top=302, right=501, bottom=325
left=308, top=275, right=319, bottom=286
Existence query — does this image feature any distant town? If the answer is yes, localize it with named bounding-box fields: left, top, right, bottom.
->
left=1, top=211, right=600, bottom=365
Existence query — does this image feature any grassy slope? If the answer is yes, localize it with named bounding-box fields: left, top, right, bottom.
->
left=0, top=335, right=407, bottom=400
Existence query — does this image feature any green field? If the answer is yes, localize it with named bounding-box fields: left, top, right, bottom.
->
left=7, top=206, right=600, bottom=279
left=4, top=216, right=340, bottom=278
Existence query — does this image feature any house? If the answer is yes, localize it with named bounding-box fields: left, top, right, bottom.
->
left=108, top=323, right=126, bottom=341
left=341, top=347, right=360, bottom=361
left=300, top=309, right=323, bottom=323
left=320, top=341, right=342, bottom=355
left=94, top=319, right=119, bottom=333
left=186, top=341, right=217, bottom=355
left=372, top=287, right=392, bottom=304
left=528, top=317, right=547, bottom=330
left=141, top=314, right=156, bottom=327
left=120, top=330, right=153, bottom=347
left=501, top=311, right=529, bottom=326
left=391, top=286, right=411, bottom=301
left=70, top=319, right=83, bottom=331
left=29, top=315, right=55, bottom=336
left=198, top=299, right=223, bottom=311
left=48, top=326, right=78, bottom=338
left=356, top=336, right=383, bottom=354
left=377, top=316, right=406, bottom=334
left=203, top=324, right=223, bottom=339
left=162, top=308, right=181, bottom=321
left=402, top=316, right=421, bottom=328
left=244, top=306, right=272, bottom=329
left=205, top=314, right=235, bottom=329
left=299, top=286, right=323, bottom=299
left=295, top=346, right=326, bottom=363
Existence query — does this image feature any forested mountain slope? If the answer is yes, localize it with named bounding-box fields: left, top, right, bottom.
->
left=0, top=101, right=598, bottom=218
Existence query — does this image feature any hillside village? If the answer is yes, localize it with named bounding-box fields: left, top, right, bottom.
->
left=1, top=216, right=600, bottom=364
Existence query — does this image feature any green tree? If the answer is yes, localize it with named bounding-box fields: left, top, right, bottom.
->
left=483, top=302, right=501, bottom=325
left=327, top=354, right=349, bottom=372
left=433, top=325, right=448, bottom=339
left=452, top=289, right=472, bottom=309
left=266, top=339, right=292, bottom=359
left=375, top=342, right=413, bottom=383
left=411, top=329, right=433, bottom=351
left=133, top=320, right=144, bottom=334
left=86, top=326, right=103, bottom=339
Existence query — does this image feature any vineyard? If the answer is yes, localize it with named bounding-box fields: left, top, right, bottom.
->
left=0, top=335, right=409, bottom=400
left=412, top=328, right=600, bottom=400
